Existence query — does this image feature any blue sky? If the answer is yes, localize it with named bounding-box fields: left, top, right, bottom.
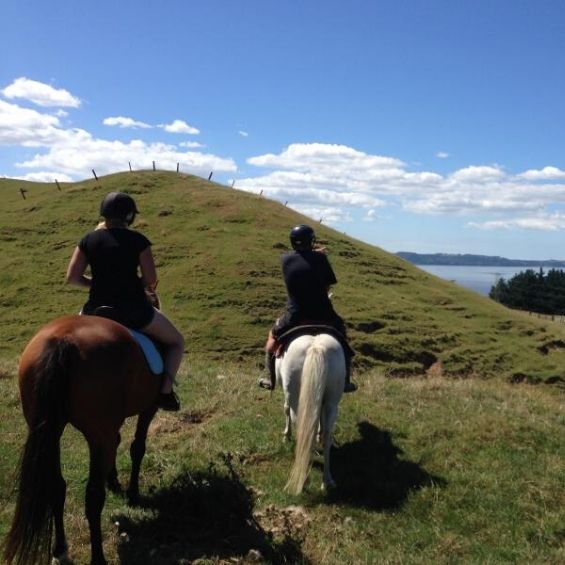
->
left=2, top=0, right=565, bottom=259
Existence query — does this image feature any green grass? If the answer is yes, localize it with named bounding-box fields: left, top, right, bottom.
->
left=1, top=360, right=563, bottom=563
left=1, top=171, right=564, bottom=563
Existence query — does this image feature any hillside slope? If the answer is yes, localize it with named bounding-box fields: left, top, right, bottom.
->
left=2, top=170, right=565, bottom=382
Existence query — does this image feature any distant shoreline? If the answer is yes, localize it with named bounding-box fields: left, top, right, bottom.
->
left=396, top=252, right=565, bottom=268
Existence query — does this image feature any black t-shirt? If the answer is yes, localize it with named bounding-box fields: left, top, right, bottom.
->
left=281, top=250, right=337, bottom=315
left=78, top=228, right=151, bottom=307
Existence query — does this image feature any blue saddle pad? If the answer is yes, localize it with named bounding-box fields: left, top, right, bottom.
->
left=129, top=330, right=164, bottom=375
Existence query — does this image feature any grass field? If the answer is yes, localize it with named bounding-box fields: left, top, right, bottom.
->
left=0, top=171, right=564, bottom=563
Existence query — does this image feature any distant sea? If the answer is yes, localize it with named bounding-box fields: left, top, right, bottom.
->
left=418, top=265, right=547, bottom=296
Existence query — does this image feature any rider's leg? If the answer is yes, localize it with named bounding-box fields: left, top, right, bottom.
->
left=258, top=331, right=277, bottom=390
left=344, top=353, right=357, bottom=393
left=330, top=312, right=357, bottom=393
left=141, top=309, right=185, bottom=409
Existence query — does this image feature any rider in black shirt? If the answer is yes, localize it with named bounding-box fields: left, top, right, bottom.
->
left=66, top=192, right=185, bottom=411
left=258, top=224, right=356, bottom=392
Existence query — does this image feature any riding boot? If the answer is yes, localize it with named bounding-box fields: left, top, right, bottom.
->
left=344, top=353, right=357, bottom=393
left=258, top=351, right=276, bottom=390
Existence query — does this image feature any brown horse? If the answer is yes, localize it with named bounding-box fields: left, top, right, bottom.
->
left=3, top=315, right=162, bottom=565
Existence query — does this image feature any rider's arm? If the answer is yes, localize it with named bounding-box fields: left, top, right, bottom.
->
left=139, top=246, right=158, bottom=290
left=66, top=247, right=91, bottom=288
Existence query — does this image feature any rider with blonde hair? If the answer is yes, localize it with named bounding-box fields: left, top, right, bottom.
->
left=66, top=192, right=184, bottom=411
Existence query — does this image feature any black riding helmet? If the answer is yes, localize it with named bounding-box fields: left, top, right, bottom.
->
left=99, top=192, right=139, bottom=225
left=290, top=224, right=316, bottom=250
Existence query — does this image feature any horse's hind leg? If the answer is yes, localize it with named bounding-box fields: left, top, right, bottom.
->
left=107, top=433, right=122, bottom=493
left=52, top=430, right=71, bottom=563
left=127, top=406, right=157, bottom=504
left=86, top=439, right=118, bottom=565
left=283, top=399, right=292, bottom=441
left=321, top=405, right=338, bottom=492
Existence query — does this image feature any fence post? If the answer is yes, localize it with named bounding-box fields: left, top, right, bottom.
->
left=153, top=161, right=156, bottom=171
left=129, top=161, right=132, bottom=172
left=177, top=163, right=180, bottom=173
left=19, top=188, right=27, bottom=200
left=208, top=171, right=213, bottom=181
left=55, top=179, right=61, bottom=191
left=259, top=189, right=263, bottom=196
left=92, top=169, right=98, bottom=182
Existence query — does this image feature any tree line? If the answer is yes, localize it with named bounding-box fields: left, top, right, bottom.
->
left=489, top=268, right=565, bottom=314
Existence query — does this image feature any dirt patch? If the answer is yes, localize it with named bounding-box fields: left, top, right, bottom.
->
left=510, top=373, right=565, bottom=386
left=426, top=359, right=444, bottom=378
left=149, top=408, right=215, bottom=435
left=253, top=504, right=310, bottom=539
left=537, top=340, right=565, bottom=355
left=357, top=342, right=395, bottom=362
left=353, top=321, right=385, bottom=333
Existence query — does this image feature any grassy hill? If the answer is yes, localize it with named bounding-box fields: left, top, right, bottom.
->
left=2, top=170, right=565, bottom=381
left=0, top=171, right=564, bottom=563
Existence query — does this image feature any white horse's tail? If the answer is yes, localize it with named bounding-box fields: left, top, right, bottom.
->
left=285, top=336, right=327, bottom=495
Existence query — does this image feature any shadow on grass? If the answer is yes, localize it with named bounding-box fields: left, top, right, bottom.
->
left=114, top=453, right=308, bottom=564
left=317, top=420, right=446, bottom=510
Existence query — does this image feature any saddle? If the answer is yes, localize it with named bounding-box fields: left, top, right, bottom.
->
left=274, top=324, right=355, bottom=358
left=92, top=306, right=164, bottom=375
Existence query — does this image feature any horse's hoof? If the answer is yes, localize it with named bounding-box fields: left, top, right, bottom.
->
left=107, top=479, right=122, bottom=494
left=126, top=490, right=140, bottom=506
left=321, top=480, right=337, bottom=492
left=52, top=551, right=74, bottom=565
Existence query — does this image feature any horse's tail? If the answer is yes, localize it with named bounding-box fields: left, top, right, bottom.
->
left=3, top=338, right=73, bottom=565
left=285, top=336, right=327, bottom=495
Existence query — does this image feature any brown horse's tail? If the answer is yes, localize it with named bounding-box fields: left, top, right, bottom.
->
left=3, top=338, right=73, bottom=565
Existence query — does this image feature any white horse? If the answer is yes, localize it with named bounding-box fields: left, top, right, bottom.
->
left=277, top=333, right=345, bottom=494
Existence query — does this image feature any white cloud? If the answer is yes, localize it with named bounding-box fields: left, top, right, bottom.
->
left=160, top=119, right=199, bottom=134
left=236, top=143, right=565, bottom=228
left=449, top=165, right=504, bottom=182
left=179, top=140, right=204, bottom=148
left=469, top=214, right=565, bottom=231
left=436, top=151, right=449, bottom=159
left=248, top=142, right=404, bottom=172
left=238, top=130, right=249, bottom=137
left=517, top=166, right=565, bottom=180
left=0, top=99, right=69, bottom=146
left=15, top=171, right=74, bottom=183
left=0, top=94, right=234, bottom=180
left=290, top=205, right=352, bottom=223
left=16, top=134, right=236, bottom=178
left=103, top=116, right=152, bottom=129
left=363, top=209, right=378, bottom=221
left=2, top=77, right=81, bottom=108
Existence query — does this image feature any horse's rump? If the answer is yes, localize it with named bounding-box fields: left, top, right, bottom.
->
left=20, top=315, right=160, bottom=425
left=279, top=333, right=345, bottom=494
left=274, top=324, right=353, bottom=359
